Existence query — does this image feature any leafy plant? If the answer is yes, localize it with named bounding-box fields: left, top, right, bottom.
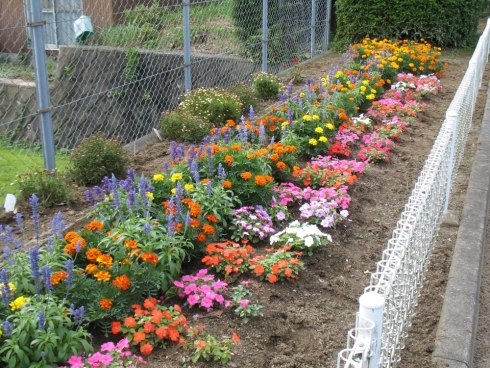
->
left=185, top=329, right=235, bottom=364
left=230, top=283, right=263, bottom=323
left=228, top=83, right=259, bottom=114
left=15, top=169, right=75, bottom=208
left=159, top=110, right=213, bottom=143
left=68, top=134, right=129, bottom=185
left=252, top=72, right=284, bottom=100
left=201, top=240, right=255, bottom=276
left=122, top=48, right=140, bottom=84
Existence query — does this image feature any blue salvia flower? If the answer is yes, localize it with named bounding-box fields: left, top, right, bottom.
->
left=143, top=222, right=152, bottom=234
left=287, top=109, right=294, bottom=124
left=29, top=247, right=41, bottom=294
left=278, top=93, right=288, bottom=103
left=0, top=270, right=13, bottom=306
left=184, top=211, right=191, bottom=228
left=258, top=123, right=266, bottom=145
left=50, top=212, right=66, bottom=239
left=162, top=161, right=170, bottom=173
left=84, top=189, right=96, bottom=205
left=64, top=259, right=75, bottom=290
left=2, top=321, right=12, bottom=337
left=206, top=146, right=214, bottom=178
left=170, top=141, right=177, bottom=161
left=166, top=201, right=176, bottom=236
left=41, top=265, right=53, bottom=291
left=37, top=310, right=46, bottom=330
left=101, top=176, right=112, bottom=195
left=29, top=194, right=41, bottom=245
left=127, top=189, right=137, bottom=209
left=190, top=161, right=200, bottom=184
left=269, top=136, right=275, bottom=149
left=212, top=128, right=220, bottom=144
left=249, top=106, right=256, bottom=123
left=93, top=186, right=105, bottom=202
left=2, top=248, right=14, bottom=266
left=206, top=181, right=213, bottom=195
left=187, top=144, right=196, bottom=168
left=14, top=213, right=24, bottom=235
left=110, top=175, right=124, bottom=222
left=70, top=304, right=85, bottom=324
left=202, top=136, right=211, bottom=145
left=223, top=127, right=231, bottom=144
left=286, top=82, right=294, bottom=96
left=174, top=183, right=183, bottom=219
left=217, top=163, right=227, bottom=181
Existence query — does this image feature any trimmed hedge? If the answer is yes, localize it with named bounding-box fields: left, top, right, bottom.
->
left=331, top=0, right=484, bottom=50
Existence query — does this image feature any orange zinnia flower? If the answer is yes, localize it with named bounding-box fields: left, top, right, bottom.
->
left=168, top=328, right=180, bottom=342
left=86, top=248, right=103, bottom=262
left=222, top=180, right=232, bottom=189
left=85, top=221, right=104, bottom=231
left=144, top=321, right=155, bottom=333
left=133, top=331, right=147, bottom=344
left=112, top=274, right=131, bottom=290
left=284, top=268, right=293, bottom=277
left=94, top=271, right=111, bottom=282
left=99, top=298, right=113, bottom=309
left=141, top=252, right=158, bottom=265
left=241, top=171, right=252, bottom=180
left=140, top=343, right=153, bottom=355
left=156, top=327, right=167, bottom=339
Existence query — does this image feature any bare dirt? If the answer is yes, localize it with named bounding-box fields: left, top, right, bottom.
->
left=1, top=41, right=486, bottom=367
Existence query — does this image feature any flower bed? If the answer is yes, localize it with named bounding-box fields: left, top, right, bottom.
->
left=0, top=38, right=447, bottom=367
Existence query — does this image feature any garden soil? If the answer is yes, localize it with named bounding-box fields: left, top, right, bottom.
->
left=1, top=44, right=487, bottom=367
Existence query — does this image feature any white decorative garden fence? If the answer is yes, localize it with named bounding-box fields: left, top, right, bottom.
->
left=337, top=18, right=490, bottom=368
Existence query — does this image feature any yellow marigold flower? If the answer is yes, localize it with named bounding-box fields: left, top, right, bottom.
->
left=171, top=188, right=177, bottom=196
left=94, top=271, right=111, bottom=282
left=281, top=122, right=289, bottom=130
left=146, top=192, right=154, bottom=200
left=10, top=296, right=30, bottom=311
left=86, top=264, right=98, bottom=274
left=312, top=115, right=320, bottom=121
left=184, top=184, right=194, bottom=192
left=319, top=136, right=328, bottom=142
left=314, top=127, right=324, bottom=133
left=309, top=138, right=318, bottom=146
left=153, top=174, right=164, bottom=181
left=326, top=123, right=335, bottom=130
left=299, top=92, right=305, bottom=98
left=366, top=94, right=376, bottom=100
left=334, top=71, right=343, bottom=78
left=371, top=89, right=376, bottom=94
left=303, top=115, right=312, bottom=122
left=171, top=173, right=183, bottom=182
left=362, top=80, right=370, bottom=86
left=360, top=86, right=366, bottom=92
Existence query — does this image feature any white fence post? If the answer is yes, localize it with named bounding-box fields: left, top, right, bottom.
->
left=359, top=292, right=385, bottom=367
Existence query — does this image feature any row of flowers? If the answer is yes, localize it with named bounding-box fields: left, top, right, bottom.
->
left=0, top=37, right=444, bottom=367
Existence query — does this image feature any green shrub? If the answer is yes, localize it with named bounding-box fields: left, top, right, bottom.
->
left=123, top=0, right=168, bottom=29
left=15, top=169, right=75, bottom=208
left=160, top=110, right=214, bottom=143
left=68, top=134, right=129, bottom=185
left=178, top=88, right=243, bottom=126
left=228, top=83, right=259, bottom=114
left=252, top=72, right=284, bottom=100
left=332, top=0, right=484, bottom=51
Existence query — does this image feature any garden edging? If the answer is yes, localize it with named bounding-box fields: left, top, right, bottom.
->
left=432, top=83, right=490, bottom=367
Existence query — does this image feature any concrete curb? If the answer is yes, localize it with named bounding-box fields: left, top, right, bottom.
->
left=432, top=84, right=490, bottom=367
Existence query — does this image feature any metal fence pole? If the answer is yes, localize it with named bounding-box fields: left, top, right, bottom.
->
left=324, top=0, right=332, bottom=50
left=183, top=0, right=192, bottom=93
left=27, top=0, right=56, bottom=170
left=310, top=0, right=316, bottom=57
left=444, top=110, right=458, bottom=213
left=261, top=0, right=268, bottom=72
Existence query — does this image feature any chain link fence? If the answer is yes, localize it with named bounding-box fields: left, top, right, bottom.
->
left=337, top=18, right=490, bottom=368
left=0, top=0, right=332, bottom=198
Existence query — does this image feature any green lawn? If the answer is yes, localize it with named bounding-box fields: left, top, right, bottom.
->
left=0, top=146, right=69, bottom=199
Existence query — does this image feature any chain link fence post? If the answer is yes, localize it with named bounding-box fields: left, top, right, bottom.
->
left=261, top=0, right=268, bottom=72
left=310, top=0, right=316, bottom=58
left=324, top=0, right=332, bottom=50
left=183, top=0, right=192, bottom=93
left=27, top=0, right=56, bottom=170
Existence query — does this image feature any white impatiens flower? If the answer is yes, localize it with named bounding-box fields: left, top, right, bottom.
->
left=304, top=236, right=314, bottom=247
left=268, top=221, right=333, bottom=255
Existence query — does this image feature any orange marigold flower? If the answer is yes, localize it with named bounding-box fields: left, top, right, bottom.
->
left=85, top=221, right=104, bottom=231
left=64, top=231, right=79, bottom=242
left=94, top=271, right=111, bottom=282
left=230, top=144, right=242, bottom=151
left=111, top=321, right=121, bottom=334
left=63, top=244, right=76, bottom=257
left=225, top=119, right=236, bottom=127
left=254, top=264, right=265, bottom=275
left=196, top=233, right=207, bottom=242
left=268, top=274, right=279, bottom=283
left=96, top=254, right=113, bottom=268
left=224, top=155, right=234, bottom=165
left=70, top=237, right=86, bottom=250
left=269, top=153, right=279, bottom=162
left=206, top=214, right=219, bottom=223
left=222, top=180, right=232, bottom=189
left=276, top=161, right=287, bottom=171
left=133, top=331, right=147, bottom=344
left=241, top=171, right=252, bottom=180
left=141, top=252, right=159, bottom=265
left=112, top=274, right=131, bottom=290
left=202, top=224, right=216, bottom=235
left=265, top=175, right=273, bottom=183
left=85, top=264, right=98, bottom=274
left=196, top=340, right=207, bottom=349
left=51, top=271, right=68, bottom=285
left=99, top=298, right=113, bottom=309
left=188, top=202, right=202, bottom=217
left=254, top=175, right=267, bottom=186
left=86, top=248, right=103, bottom=262
left=124, top=239, right=139, bottom=249
left=190, top=218, right=201, bottom=228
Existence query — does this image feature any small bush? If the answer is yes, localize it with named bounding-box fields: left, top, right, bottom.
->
left=253, top=72, right=284, bottom=100
left=15, top=169, right=75, bottom=208
left=123, top=0, right=168, bottom=29
left=160, top=110, right=214, bottom=143
left=228, top=83, right=259, bottom=114
left=178, top=88, right=243, bottom=126
left=68, top=134, right=129, bottom=185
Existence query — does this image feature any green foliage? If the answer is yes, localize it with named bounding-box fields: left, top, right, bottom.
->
left=0, top=295, right=93, bottom=368
left=185, top=330, right=235, bottom=364
left=123, top=0, right=168, bottom=28
left=230, top=285, right=263, bottom=323
left=228, top=83, right=259, bottom=114
left=122, top=48, right=140, bottom=84
left=68, top=134, right=129, bottom=185
left=332, top=0, right=484, bottom=51
left=159, top=110, right=214, bottom=143
left=15, top=169, right=75, bottom=208
left=253, top=72, right=285, bottom=100
left=178, top=88, right=243, bottom=126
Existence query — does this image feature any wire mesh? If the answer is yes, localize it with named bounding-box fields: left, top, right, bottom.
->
left=337, top=18, right=490, bottom=368
left=0, top=0, right=332, bottom=198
